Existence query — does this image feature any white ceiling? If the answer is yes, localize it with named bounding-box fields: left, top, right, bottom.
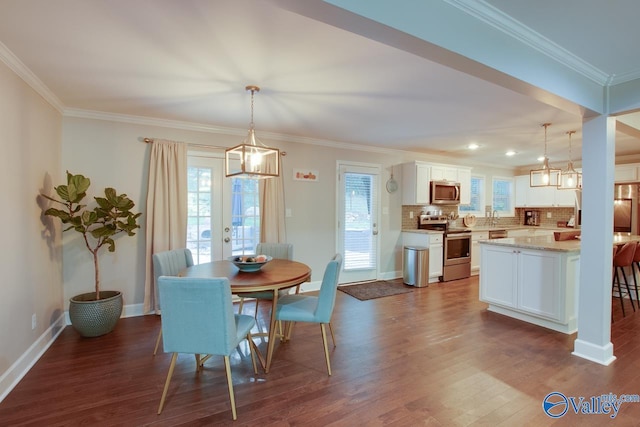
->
left=1, top=0, right=639, bottom=169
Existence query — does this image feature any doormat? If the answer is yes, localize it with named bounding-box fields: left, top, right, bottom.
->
left=338, top=280, right=414, bottom=301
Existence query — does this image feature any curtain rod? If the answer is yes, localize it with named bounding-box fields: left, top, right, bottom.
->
left=143, top=137, right=287, bottom=155
left=143, top=137, right=226, bottom=150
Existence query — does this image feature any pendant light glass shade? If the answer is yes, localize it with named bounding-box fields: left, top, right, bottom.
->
left=530, top=123, right=561, bottom=187
left=557, top=130, right=582, bottom=190
left=225, top=85, right=280, bottom=179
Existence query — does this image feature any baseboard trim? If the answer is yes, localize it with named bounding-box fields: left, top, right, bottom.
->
left=0, top=314, right=66, bottom=403
left=1, top=279, right=326, bottom=403
left=572, top=339, right=617, bottom=366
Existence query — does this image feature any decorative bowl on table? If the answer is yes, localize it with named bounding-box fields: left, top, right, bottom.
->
left=228, top=255, right=272, bottom=272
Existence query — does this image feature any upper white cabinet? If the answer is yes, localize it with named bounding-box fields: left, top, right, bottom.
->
left=430, top=165, right=458, bottom=181
left=514, top=175, right=576, bottom=207
left=402, top=162, right=430, bottom=205
left=457, top=168, right=472, bottom=205
left=615, top=164, right=639, bottom=183
left=402, top=162, right=471, bottom=205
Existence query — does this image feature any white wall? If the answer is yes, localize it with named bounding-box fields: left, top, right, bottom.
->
left=0, top=70, right=517, bottom=401
left=60, top=118, right=420, bottom=305
left=0, top=60, right=64, bottom=399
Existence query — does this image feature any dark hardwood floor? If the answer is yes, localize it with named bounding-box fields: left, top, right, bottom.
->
left=2, top=276, right=640, bottom=426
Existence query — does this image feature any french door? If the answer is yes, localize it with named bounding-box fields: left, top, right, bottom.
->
left=337, top=162, right=380, bottom=283
left=187, top=154, right=260, bottom=264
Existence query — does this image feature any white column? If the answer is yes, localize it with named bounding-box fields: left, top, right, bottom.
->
left=572, top=115, right=616, bottom=365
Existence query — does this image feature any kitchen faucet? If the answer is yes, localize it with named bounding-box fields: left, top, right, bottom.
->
left=491, top=210, right=499, bottom=227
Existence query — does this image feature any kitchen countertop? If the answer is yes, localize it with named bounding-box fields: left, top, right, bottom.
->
left=479, top=232, right=640, bottom=253
left=403, top=225, right=573, bottom=233
left=401, top=229, right=443, bottom=234
left=479, top=235, right=581, bottom=252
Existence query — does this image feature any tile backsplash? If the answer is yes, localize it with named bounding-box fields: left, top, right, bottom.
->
left=401, top=205, right=576, bottom=229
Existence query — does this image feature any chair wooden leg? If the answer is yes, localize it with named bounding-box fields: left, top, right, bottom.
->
left=285, top=321, right=295, bottom=341
left=153, top=329, right=162, bottom=356
left=320, top=324, right=332, bottom=376
left=622, top=267, right=636, bottom=311
left=157, top=353, right=178, bottom=414
left=247, top=332, right=258, bottom=374
left=328, top=322, right=336, bottom=347
left=223, top=355, right=237, bottom=421
left=614, top=268, right=627, bottom=317
left=238, top=297, right=245, bottom=315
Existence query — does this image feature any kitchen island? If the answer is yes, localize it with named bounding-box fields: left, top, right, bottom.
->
left=479, top=234, right=582, bottom=334
left=479, top=233, right=640, bottom=333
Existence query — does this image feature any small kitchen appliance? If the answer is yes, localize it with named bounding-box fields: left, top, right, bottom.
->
left=524, top=209, right=541, bottom=226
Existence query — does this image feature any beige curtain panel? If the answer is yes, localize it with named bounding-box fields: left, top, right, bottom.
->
left=143, top=139, right=188, bottom=313
left=260, top=156, right=287, bottom=243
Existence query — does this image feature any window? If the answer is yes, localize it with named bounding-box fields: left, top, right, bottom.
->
left=186, top=159, right=260, bottom=264
left=230, top=178, right=260, bottom=256
left=459, top=175, right=484, bottom=215
left=492, top=176, right=514, bottom=216
left=187, top=166, right=212, bottom=264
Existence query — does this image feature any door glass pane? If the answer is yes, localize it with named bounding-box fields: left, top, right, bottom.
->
left=231, top=178, right=260, bottom=256
left=344, top=172, right=376, bottom=270
left=187, top=167, right=213, bottom=264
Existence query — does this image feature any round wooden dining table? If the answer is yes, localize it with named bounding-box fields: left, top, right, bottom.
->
left=179, top=259, right=311, bottom=373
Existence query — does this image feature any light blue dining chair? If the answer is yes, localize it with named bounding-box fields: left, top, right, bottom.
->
left=152, top=248, right=194, bottom=355
left=156, top=276, right=257, bottom=420
left=275, top=253, right=342, bottom=376
left=237, top=242, right=295, bottom=318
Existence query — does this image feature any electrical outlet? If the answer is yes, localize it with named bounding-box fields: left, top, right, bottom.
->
left=409, top=211, right=414, bottom=219
left=31, top=314, right=36, bottom=330
left=547, top=212, right=552, bottom=218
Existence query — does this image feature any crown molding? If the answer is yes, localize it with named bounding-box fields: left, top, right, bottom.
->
left=0, top=41, right=65, bottom=113
left=62, top=107, right=405, bottom=156
left=443, top=0, right=611, bottom=86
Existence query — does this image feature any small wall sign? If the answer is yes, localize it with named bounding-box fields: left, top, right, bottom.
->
left=293, top=169, right=319, bottom=182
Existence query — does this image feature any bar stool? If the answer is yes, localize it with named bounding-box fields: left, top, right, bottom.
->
left=612, top=241, right=637, bottom=317
left=631, top=242, right=640, bottom=302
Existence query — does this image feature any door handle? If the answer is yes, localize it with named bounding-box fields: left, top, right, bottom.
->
left=224, top=237, right=230, bottom=243
left=224, top=227, right=230, bottom=232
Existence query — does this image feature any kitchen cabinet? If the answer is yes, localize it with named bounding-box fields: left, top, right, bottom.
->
left=430, top=165, right=458, bottom=182
left=470, top=231, right=489, bottom=275
left=479, top=240, right=579, bottom=333
left=429, top=233, right=443, bottom=281
left=402, top=162, right=430, bottom=205
left=515, top=175, right=576, bottom=207
left=431, top=164, right=472, bottom=205
left=402, top=161, right=471, bottom=206
left=457, top=168, right=471, bottom=205
left=615, top=164, right=638, bottom=183
left=402, top=231, right=443, bottom=283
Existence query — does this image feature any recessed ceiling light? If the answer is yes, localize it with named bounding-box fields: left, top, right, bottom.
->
left=468, top=143, right=479, bottom=150
left=505, top=150, right=516, bottom=156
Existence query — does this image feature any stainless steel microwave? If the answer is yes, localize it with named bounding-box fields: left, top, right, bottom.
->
left=430, top=180, right=461, bottom=205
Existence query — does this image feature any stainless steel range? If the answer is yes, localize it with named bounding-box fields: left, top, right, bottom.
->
left=418, top=214, right=471, bottom=282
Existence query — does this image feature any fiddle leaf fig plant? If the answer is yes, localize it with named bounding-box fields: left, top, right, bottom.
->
left=43, top=171, right=142, bottom=300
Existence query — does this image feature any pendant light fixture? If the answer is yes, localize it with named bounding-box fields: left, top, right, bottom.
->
left=225, top=85, right=280, bottom=179
left=530, top=123, right=561, bottom=187
left=557, top=130, right=582, bottom=190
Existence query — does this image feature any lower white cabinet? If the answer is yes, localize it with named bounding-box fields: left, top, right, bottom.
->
left=429, top=233, right=443, bottom=281
left=402, top=231, right=443, bottom=283
left=479, top=242, right=579, bottom=333
left=470, top=231, right=488, bottom=275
